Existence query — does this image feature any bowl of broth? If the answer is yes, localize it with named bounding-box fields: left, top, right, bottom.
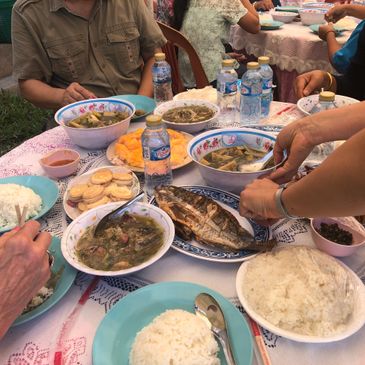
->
left=188, top=128, right=282, bottom=194
left=55, top=98, right=135, bottom=149
left=61, top=202, right=175, bottom=276
left=39, top=148, right=80, bottom=178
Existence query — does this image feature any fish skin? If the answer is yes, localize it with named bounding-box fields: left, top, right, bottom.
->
left=154, top=186, right=275, bottom=252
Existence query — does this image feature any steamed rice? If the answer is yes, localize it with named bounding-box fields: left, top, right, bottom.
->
left=0, top=184, right=42, bottom=229
left=242, top=246, right=355, bottom=337
left=129, top=309, right=220, bottom=365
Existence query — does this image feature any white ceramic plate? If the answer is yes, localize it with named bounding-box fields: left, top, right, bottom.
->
left=61, top=202, right=175, bottom=276
left=297, top=94, right=359, bottom=115
left=150, top=185, right=271, bottom=263
left=236, top=253, right=365, bottom=343
left=63, top=166, right=140, bottom=220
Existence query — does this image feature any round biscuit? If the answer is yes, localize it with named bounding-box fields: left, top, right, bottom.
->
left=83, top=193, right=105, bottom=204
left=78, top=202, right=88, bottom=212
left=82, top=185, right=105, bottom=200
left=112, top=172, right=133, bottom=182
left=69, top=184, right=89, bottom=199
left=104, top=182, right=118, bottom=196
left=86, top=196, right=110, bottom=209
left=90, top=168, right=113, bottom=184
left=110, top=186, right=133, bottom=200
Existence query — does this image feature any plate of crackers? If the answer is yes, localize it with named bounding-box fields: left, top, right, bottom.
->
left=106, top=128, right=193, bottom=173
left=63, top=166, right=140, bottom=220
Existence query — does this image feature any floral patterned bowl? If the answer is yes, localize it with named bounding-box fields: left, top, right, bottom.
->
left=187, top=128, right=279, bottom=194
left=55, top=98, right=135, bottom=150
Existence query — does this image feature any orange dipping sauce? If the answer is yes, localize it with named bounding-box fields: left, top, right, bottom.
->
left=49, top=159, right=75, bottom=167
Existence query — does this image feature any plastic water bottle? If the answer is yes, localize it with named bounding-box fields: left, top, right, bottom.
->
left=310, top=91, right=337, bottom=114
left=142, top=115, right=173, bottom=195
left=258, top=56, right=273, bottom=117
left=152, top=53, right=173, bottom=105
left=217, top=59, right=238, bottom=127
left=240, top=62, right=262, bottom=125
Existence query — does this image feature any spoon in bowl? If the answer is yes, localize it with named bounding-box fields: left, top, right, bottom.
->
left=194, top=293, right=237, bottom=365
left=238, top=149, right=274, bottom=173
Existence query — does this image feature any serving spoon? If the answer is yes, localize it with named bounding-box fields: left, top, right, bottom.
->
left=94, top=192, right=144, bottom=237
left=238, top=149, right=274, bottom=173
left=194, top=293, right=237, bottom=365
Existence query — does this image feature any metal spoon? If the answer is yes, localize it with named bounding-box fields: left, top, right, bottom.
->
left=238, top=149, right=274, bottom=173
left=194, top=293, right=237, bottom=365
left=93, top=192, right=144, bottom=237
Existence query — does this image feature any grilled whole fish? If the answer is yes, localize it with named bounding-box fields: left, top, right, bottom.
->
left=154, top=186, right=275, bottom=251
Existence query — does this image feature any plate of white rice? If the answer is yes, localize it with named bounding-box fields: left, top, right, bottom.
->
left=92, top=281, right=253, bottom=365
left=0, top=175, right=59, bottom=232
left=236, top=246, right=365, bottom=343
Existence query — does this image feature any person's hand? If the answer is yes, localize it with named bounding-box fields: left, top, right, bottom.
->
left=0, top=221, right=51, bottom=339
left=240, top=178, right=282, bottom=220
left=325, top=4, right=348, bottom=23
left=269, top=117, right=316, bottom=183
left=61, top=82, right=97, bottom=106
left=318, top=23, right=335, bottom=42
left=226, top=52, right=247, bottom=63
left=254, top=0, right=274, bottom=11
left=295, top=70, right=328, bottom=98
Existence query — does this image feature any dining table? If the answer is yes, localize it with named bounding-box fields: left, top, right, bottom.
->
left=230, top=14, right=357, bottom=103
left=1, top=101, right=365, bottom=365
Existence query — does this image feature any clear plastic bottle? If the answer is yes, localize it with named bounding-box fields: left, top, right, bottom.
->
left=217, top=59, right=238, bottom=127
left=240, top=62, right=262, bottom=125
left=258, top=56, right=273, bottom=117
left=310, top=91, right=337, bottom=114
left=152, top=53, right=173, bottom=105
left=142, top=115, right=173, bottom=195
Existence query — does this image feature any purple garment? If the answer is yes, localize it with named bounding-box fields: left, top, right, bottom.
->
left=156, top=0, right=174, bottom=26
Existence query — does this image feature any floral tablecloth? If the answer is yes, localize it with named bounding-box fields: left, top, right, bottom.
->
left=1, top=102, right=365, bottom=365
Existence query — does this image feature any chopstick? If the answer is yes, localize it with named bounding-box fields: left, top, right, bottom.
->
left=246, top=315, right=272, bottom=365
left=15, top=204, right=28, bottom=228
left=274, top=104, right=296, bottom=117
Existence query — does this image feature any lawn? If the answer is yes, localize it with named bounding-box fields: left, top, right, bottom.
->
left=0, top=90, right=54, bottom=156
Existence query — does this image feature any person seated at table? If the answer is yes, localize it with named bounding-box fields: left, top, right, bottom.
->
left=239, top=101, right=365, bottom=220
left=11, top=0, right=166, bottom=109
left=0, top=221, right=51, bottom=339
left=318, top=4, right=365, bottom=73
left=295, top=23, right=365, bottom=101
left=172, top=0, right=259, bottom=88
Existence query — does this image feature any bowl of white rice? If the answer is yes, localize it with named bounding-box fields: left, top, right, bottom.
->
left=0, top=175, right=59, bottom=232
left=236, top=246, right=365, bottom=343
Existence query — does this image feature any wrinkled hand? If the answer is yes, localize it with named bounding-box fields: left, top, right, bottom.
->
left=61, top=82, right=97, bottom=106
left=269, top=117, right=316, bottom=183
left=325, top=4, right=347, bottom=23
left=240, top=178, right=282, bottom=220
left=255, top=0, right=274, bottom=11
left=295, top=70, right=328, bottom=98
left=318, top=23, right=335, bottom=41
left=0, top=221, right=51, bottom=338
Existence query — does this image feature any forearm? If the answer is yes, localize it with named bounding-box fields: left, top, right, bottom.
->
left=138, top=55, right=155, bottom=97
left=282, top=128, right=365, bottom=217
left=326, top=34, right=341, bottom=63
left=241, top=0, right=259, bottom=17
left=344, top=4, right=365, bottom=19
left=19, top=79, right=64, bottom=109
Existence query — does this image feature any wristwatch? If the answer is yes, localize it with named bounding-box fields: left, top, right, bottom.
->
left=274, top=184, right=302, bottom=219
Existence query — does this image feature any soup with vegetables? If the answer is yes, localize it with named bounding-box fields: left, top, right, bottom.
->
left=76, top=213, right=164, bottom=271
left=162, top=105, right=214, bottom=124
left=67, top=111, right=129, bottom=128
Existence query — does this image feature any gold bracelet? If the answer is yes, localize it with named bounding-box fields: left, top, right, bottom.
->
left=326, top=72, right=333, bottom=90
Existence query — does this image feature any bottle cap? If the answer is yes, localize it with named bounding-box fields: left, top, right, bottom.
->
left=155, top=53, right=166, bottom=61
left=146, top=115, right=162, bottom=126
left=258, top=56, right=270, bottom=65
left=247, top=62, right=260, bottom=70
left=222, top=59, right=235, bottom=67
left=319, top=91, right=335, bottom=102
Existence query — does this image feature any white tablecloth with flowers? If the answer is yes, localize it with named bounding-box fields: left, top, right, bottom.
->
left=1, top=102, right=365, bottom=365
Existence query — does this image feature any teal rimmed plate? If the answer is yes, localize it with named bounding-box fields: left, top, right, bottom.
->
left=12, top=236, right=77, bottom=326
left=260, top=20, right=284, bottom=30
left=309, top=24, right=346, bottom=35
left=112, top=95, right=156, bottom=120
left=0, top=175, right=59, bottom=233
left=93, top=281, right=253, bottom=365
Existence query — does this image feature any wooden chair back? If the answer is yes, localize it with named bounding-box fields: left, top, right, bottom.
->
left=157, top=21, right=209, bottom=94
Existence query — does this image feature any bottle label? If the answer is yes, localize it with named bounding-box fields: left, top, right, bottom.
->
left=219, top=80, right=237, bottom=95
left=262, top=79, right=272, bottom=91
left=241, top=84, right=262, bottom=96
left=143, top=145, right=171, bottom=161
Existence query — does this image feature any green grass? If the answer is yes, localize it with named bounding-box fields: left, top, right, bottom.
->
left=0, top=90, right=53, bottom=156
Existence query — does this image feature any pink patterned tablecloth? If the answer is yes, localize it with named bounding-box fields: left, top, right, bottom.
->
left=1, top=104, right=365, bottom=365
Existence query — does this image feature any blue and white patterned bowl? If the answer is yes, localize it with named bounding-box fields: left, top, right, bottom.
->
left=55, top=98, right=135, bottom=150
left=187, top=128, right=279, bottom=194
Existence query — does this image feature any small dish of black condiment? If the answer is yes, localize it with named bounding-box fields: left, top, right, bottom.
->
left=317, top=223, right=353, bottom=245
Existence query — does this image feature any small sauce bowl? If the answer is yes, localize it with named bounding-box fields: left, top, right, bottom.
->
left=310, top=217, right=365, bottom=257
left=39, top=149, right=80, bottom=178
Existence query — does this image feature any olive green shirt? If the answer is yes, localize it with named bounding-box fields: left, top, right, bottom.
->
left=12, top=0, right=166, bottom=97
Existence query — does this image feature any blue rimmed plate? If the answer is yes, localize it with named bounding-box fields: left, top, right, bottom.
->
left=0, top=175, right=59, bottom=233
left=112, top=94, right=156, bottom=120
left=93, top=281, right=253, bottom=365
left=150, top=185, right=270, bottom=263
left=260, top=20, right=284, bottom=30
left=12, top=236, right=77, bottom=326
